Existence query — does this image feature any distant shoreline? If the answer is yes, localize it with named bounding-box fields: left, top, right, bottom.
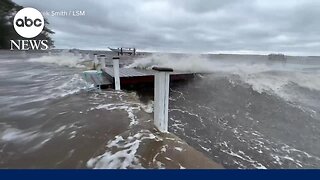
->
left=1, top=49, right=320, bottom=58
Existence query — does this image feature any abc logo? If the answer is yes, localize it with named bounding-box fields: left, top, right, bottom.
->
left=13, top=7, right=44, bottom=38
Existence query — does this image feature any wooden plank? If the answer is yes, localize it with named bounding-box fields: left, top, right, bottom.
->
left=103, top=67, right=150, bottom=77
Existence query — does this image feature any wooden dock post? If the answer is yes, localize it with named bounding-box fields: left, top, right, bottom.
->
left=113, top=56, right=121, bottom=91
left=152, top=67, right=173, bottom=132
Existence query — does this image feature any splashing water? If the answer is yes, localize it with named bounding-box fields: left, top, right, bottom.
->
left=28, top=51, right=88, bottom=68
left=129, top=54, right=320, bottom=104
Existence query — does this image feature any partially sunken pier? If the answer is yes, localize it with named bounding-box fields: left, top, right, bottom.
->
left=81, top=53, right=223, bottom=168
left=102, top=67, right=195, bottom=87
left=82, top=54, right=195, bottom=89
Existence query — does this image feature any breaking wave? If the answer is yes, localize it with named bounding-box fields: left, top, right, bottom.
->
left=28, top=51, right=89, bottom=68
left=129, top=54, right=320, bottom=103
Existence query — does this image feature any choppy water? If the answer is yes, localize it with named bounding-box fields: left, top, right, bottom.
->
left=1, top=50, right=320, bottom=169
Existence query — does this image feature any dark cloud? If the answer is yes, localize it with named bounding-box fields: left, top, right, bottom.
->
left=13, top=0, right=320, bottom=55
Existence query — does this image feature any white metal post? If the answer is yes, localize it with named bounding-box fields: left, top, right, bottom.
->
left=93, top=54, right=98, bottom=70
left=100, top=55, right=106, bottom=71
left=113, top=57, right=121, bottom=91
left=153, top=67, right=173, bottom=132
left=93, top=54, right=98, bottom=63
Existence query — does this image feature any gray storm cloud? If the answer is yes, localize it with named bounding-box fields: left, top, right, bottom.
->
left=13, top=0, right=320, bottom=55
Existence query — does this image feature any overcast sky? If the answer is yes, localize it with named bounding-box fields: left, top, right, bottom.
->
left=13, top=0, right=320, bottom=55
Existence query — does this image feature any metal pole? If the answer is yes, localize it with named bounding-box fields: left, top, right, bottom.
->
left=113, top=56, right=121, bottom=91
left=153, top=67, right=173, bottom=132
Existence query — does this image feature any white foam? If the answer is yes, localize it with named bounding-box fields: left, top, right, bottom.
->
left=218, top=141, right=267, bottom=169
left=0, top=128, right=38, bottom=143
left=87, top=130, right=158, bottom=169
left=91, top=98, right=154, bottom=126
left=141, top=101, right=154, bottom=113
left=93, top=103, right=140, bottom=126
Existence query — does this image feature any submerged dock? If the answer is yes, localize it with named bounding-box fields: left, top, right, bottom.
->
left=80, top=54, right=223, bottom=168
left=102, top=67, right=195, bottom=87
left=82, top=67, right=195, bottom=89
left=82, top=53, right=196, bottom=89
left=83, top=67, right=195, bottom=89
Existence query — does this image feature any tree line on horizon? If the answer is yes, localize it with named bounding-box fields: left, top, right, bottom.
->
left=0, top=0, right=54, bottom=49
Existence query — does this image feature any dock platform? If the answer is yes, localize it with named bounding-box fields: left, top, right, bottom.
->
left=102, top=67, right=195, bottom=86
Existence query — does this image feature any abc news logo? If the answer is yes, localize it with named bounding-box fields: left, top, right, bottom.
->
left=15, top=16, right=42, bottom=27
left=10, top=7, right=49, bottom=51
